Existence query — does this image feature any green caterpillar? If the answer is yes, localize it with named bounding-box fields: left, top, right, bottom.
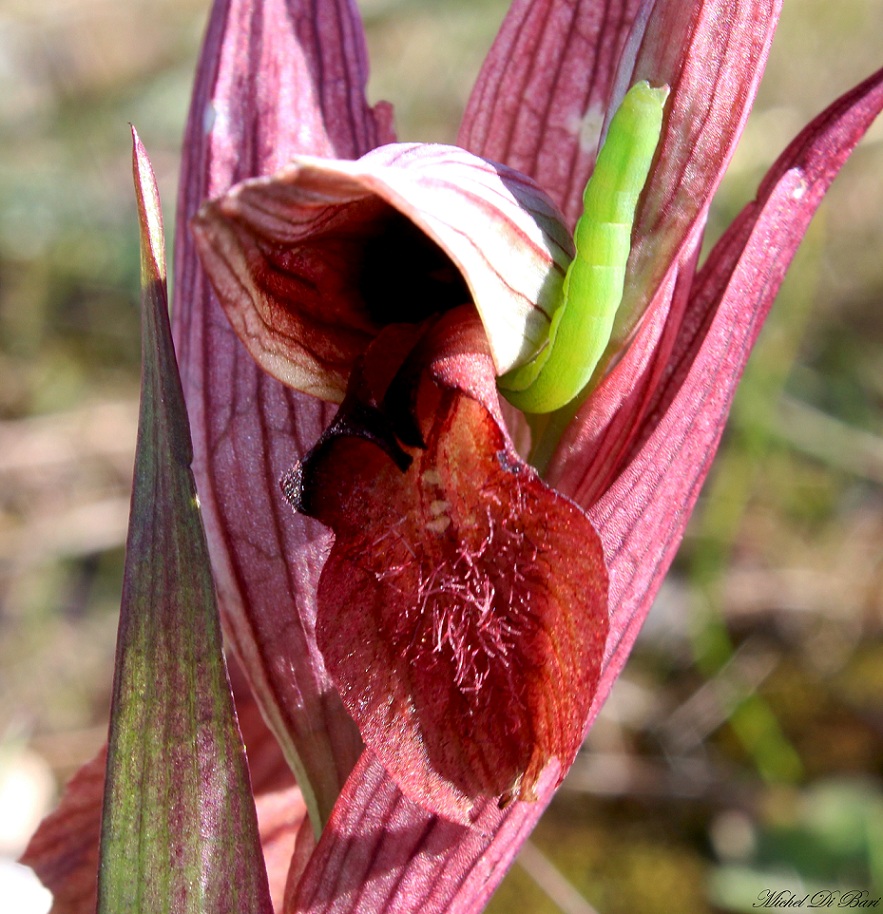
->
left=499, top=80, right=668, bottom=414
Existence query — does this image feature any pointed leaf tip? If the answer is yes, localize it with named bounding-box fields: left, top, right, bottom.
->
left=95, top=137, right=272, bottom=913
left=131, top=126, right=166, bottom=285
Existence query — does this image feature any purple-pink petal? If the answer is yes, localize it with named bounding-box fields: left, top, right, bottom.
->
left=553, top=65, right=883, bottom=716
left=460, top=0, right=646, bottom=227
left=172, top=0, right=390, bottom=827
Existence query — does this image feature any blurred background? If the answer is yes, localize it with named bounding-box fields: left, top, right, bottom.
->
left=1, top=0, right=881, bottom=911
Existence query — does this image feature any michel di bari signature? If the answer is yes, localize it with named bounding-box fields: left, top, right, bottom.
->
left=755, top=889, right=881, bottom=908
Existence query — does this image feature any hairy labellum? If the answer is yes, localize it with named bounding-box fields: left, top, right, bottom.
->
left=283, top=312, right=609, bottom=822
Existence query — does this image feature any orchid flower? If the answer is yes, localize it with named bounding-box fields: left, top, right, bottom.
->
left=23, top=0, right=883, bottom=911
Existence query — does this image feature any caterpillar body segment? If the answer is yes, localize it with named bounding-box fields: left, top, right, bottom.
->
left=499, top=81, right=669, bottom=414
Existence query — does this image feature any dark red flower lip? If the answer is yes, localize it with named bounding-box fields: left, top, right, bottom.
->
left=280, top=309, right=610, bottom=821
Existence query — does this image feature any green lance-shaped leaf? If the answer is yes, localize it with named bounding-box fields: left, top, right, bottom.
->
left=96, top=129, right=272, bottom=914
left=499, top=81, right=668, bottom=413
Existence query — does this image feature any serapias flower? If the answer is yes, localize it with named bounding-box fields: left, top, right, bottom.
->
left=190, top=140, right=607, bottom=821
left=23, top=0, right=883, bottom=911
